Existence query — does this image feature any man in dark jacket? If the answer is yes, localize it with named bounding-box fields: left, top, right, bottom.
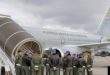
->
left=62, top=51, right=73, bottom=68
left=22, top=50, right=32, bottom=75
left=75, top=54, right=86, bottom=75
left=62, top=51, right=73, bottom=75
left=48, top=49, right=61, bottom=75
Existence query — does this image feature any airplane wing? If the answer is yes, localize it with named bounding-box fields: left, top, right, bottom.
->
left=64, top=42, right=110, bottom=49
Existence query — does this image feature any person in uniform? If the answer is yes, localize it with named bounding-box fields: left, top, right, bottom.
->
left=85, top=55, right=93, bottom=67
left=42, top=53, right=49, bottom=66
left=72, top=54, right=79, bottom=75
left=62, top=51, right=73, bottom=75
left=84, top=54, right=93, bottom=75
left=72, top=53, right=77, bottom=66
left=48, top=49, right=61, bottom=75
left=62, top=53, right=68, bottom=70
left=22, top=50, right=32, bottom=75
left=62, top=52, right=68, bottom=75
left=42, top=52, right=50, bottom=75
left=31, top=50, right=43, bottom=75
left=15, top=50, right=24, bottom=75
left=75, top=54, right=86, bottom=75
left=66, top=51, right=73, bottom=67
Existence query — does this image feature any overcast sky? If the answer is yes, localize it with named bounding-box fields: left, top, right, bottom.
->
left=0, top=0, right=109, bottom=33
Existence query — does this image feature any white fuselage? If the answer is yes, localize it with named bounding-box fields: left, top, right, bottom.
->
left=24, top=27, right=102, bottom=49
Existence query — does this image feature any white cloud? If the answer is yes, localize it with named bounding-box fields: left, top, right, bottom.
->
left=0, top=0, right=109, bottom=33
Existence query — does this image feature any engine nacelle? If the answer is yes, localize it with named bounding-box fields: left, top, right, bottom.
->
left=0, top=15, right=42, bottom=61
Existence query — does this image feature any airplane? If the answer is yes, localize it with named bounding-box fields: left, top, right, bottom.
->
left=0, top=7, right=109, bottom=75
left=23, top=7, right=110, bottom=56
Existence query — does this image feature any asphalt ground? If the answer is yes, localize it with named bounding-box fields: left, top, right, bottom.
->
left=93, top=56, right=110, bottom=75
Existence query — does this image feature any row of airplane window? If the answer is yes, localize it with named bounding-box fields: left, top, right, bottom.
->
left=43, top=31, right=86, bottom=37
left=50, top=38, right=98, bottom=42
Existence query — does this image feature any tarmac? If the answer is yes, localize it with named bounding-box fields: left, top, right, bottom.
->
left=93, top=56, right=110, bottom=75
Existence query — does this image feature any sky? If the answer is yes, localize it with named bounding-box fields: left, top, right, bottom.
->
left=0, top=0, right=109, bottom=33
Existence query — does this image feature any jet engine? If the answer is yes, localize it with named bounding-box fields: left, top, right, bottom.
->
left=0, top=15, right=42, bottom=61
